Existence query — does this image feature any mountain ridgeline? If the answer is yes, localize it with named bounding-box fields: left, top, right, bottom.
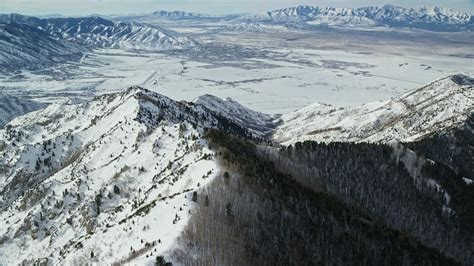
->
left=119, top=5, right=474, bottom=32
left=0, top=13, right=198, bottom=73
left=244, top=5, right=473, bottom=31
left=0, top=21, right=83, bottom=72
left=0, top=75, right=472, bottom=264
left=0, top=14, right=198, bottom=50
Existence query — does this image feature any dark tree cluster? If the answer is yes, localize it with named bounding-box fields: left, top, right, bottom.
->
left=259, top=140, right=473, bottom=264
left=171, top=130, right=460, bottom=265
left=406, top=113, right=473, bottom=178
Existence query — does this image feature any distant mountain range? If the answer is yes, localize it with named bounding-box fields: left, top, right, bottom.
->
left=0, top=21, right=83, bottom=72
left=0, top=5, right=471, bottom=72
left=151, top=10, right=209, bottom=20
left=258, top=5, right=473, bottom=31
left=0, top=14, right=198, bottom=72
left=136, top=5, right=473, bottom=32
left=0, top=14, right=198, bottom=49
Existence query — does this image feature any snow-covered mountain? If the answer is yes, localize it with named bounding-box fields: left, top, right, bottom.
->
left=274, top=74, right=474, bottom=144
left=245, top=5, right=473, bottom=31
left=0, top=14, right=198, bottom=50
left=263, top=6, right=376, bottom=27
left=0, top=94, right=47, bottom=127
left=151, top=10, right=208, bottom=20
left=0, top=87, right=268, bottom=264
left=359, top=5, right=473, bottom=30
left=0, top=22, right=83, bottom=73
left=0, top=75, right=472, bottom=264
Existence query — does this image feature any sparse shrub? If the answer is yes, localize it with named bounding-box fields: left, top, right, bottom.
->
left=114, top=185, right=120, bottom=194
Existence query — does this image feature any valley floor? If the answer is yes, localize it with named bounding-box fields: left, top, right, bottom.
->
left=1, top=27, right=473, bottom=114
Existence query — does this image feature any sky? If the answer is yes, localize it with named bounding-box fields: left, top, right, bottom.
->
left=1, top=0, right=473, bottom=16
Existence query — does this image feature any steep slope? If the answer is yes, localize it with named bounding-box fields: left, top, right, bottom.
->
left=405, top=112, right=474, bottom=181
left=0, top=22, right=82, bottom=73
left=0, top=14, right=198, bottom=50
left=171, top=130, right=462, bottom=264
left=274, top=74, right=474, bottom=144
left=0, top=87, right=257, bottom=264
left=195, top=94, right=276, bottom=137
left=256, top=139, right=473, bottom=264
left=0, top=94, right=47, bottom=127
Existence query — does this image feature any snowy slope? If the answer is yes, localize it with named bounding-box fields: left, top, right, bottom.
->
left=0, top=14, right=198, bottom=50
left=0, top=87, right=261, bottom=264
left=0, top=94, right=46, bottom=127
left=0, top=22, right=83, bottom=72
left=274, top=74, right=474, bottom=144
left=245, top=5, right=473, bottom=31
left=195, top=94, right=276, bottom=136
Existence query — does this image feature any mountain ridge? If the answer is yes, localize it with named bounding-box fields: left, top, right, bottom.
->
left=0, top=86, right=254, bottom=264
left=259, top=5, right=473, bottom=31
left=0, top=13, right=198, bottom=50
left=0, top=21, right=83, bottom=73
left=134, top=5, right=473, bottom=32
left=274, top=74, right=474, bottom=144
left=0, top=76, right=472, bottom=264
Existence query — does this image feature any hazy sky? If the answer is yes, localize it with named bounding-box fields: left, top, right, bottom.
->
left=1, top=0, right=473, bottom=16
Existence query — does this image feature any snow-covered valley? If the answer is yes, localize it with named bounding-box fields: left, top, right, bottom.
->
left=1, top=17, right=473, bottom=114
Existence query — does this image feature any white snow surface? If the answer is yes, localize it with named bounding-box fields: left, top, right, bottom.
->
left=0, top=87, right=248, bottom=264
left=463, top=177, right=473, bottom=185
left=274, top=74, right=474, bottom=144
